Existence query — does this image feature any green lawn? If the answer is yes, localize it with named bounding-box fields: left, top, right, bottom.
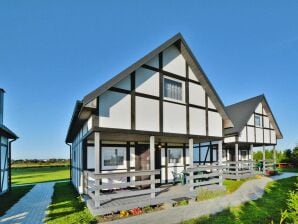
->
left=12, top=166, right=70, bottom=185
left=197, top=176, right=258, bottom=201
left=45, top=182, right=95, bottom=224
left=277, top=167, right=298, bottom=173
left=183, top=177, right=297, bottom=224
left=0, top=185, right=34, bottom=216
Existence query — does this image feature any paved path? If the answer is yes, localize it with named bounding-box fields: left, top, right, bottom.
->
left=107, top=172, right=298, bottom=224
left=0, top=182, right=55, bottom=224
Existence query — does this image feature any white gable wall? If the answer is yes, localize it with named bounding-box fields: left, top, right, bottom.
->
left=135, top=68, right=159, bottom=97
left=208, top=111, right=222, bottom=137
left=189, top=83, right=205, bottom=106
left=99, top=91, right=131, bottom=129
left=163, top=102, right=186, bottom=134
left=135, top=97, right=159, bottom=132
left=163, top=45, right=186, bottom=77
left=189, top=107, right=206, bottom=135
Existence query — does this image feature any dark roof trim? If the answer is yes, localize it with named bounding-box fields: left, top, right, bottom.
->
left=0, top=124, right=18, bottom=139
left=82, top=33, right=232, bottom=123
left=65, top=101, right=83, bottom=143
left=66, top=33, right=234, bottom=143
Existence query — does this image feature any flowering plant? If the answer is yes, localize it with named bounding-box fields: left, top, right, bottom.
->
left=130, top=207, right=143, bottom=215
left=119, top=210, right=129, bottom=217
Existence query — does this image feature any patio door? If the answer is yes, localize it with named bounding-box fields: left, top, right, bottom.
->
left=135, top=144, right=150, bottom=171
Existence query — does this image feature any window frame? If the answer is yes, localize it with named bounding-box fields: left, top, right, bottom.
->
left=101, top=147, right=127, bottom=170
left=167, top=148, right=183, bottom=166
left=163, top=76, right=185, bottom=103
left=255, top=115, right=262, bottom=127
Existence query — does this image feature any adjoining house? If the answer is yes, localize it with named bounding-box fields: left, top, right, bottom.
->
left=223, top=95, right=283, bottom=179
left=65, top=33, right=282, bottom=215
left=0, top=89, right=18, bottom=195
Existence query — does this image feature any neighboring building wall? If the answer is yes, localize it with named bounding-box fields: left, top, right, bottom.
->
left=0, top=136, right=9, bottom=195
left=97, top=45, right=223, bottom=137
left=239, top=103, right=277, bottom=145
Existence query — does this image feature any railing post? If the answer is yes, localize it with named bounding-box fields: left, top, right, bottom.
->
left=235, top=143, right=239, bottom=180
left=94, top=132, right=100, bottom=208
left=189, top=138, right=194, bottom=191
left=262, top=145, right=266, bottom=175
left=218, top=140, right=223, bottom=186
left=249, top=144, right=253, bottom=173
left=273, top=145, right=277, bottom=170
left=150, top=136, right=155, bottom=198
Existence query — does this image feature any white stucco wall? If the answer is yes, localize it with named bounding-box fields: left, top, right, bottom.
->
left=99, top=91, right=131, bottom=129
left=163, top=102, right=186, bottom=134
left=188, top=67, right=199, bottom=82
left=247, top=126, right=255, bottom=142
left=189, top=83, right=205, bottom=106
left=208, top=111, right=222, bottom=137
left=135, top=68, right=159, bottom=97
left=163, top=45, right=186, bottom=77
left=189, top=107, right=206, bottom=135
left=135, top=97, right=159, bottom=132
left=114, top=75, right=131, bottom=90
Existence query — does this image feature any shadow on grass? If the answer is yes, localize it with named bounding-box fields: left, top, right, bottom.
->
left=183, top=177, right=297, bottom=224
left=0, top=185, right=34, bottom=216
left=45, top=182, right=95, bottom=224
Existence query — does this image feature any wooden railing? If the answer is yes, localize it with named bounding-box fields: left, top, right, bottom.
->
left=83, top=170, right=160, bottom=208
left=223, top=161, right=254, bottom=179
left=186, top=163, right=224, bottom=190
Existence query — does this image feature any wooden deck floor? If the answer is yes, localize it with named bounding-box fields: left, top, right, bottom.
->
left=85, top=184, right=197, bottom=216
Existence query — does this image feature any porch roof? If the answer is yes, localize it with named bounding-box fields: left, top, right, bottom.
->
left=85, top=128, right=222, bottom=144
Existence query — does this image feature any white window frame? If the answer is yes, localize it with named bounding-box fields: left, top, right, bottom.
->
left=255, top=115, right=262, bottom=127
left=163, top=76, right=185, bottom=103
left=101, top=147, right=127, bottom=170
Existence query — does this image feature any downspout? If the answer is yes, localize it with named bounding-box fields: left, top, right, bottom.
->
left=8, top=139, right=17, bottom=191
left=66, top=143, right=72, bottom=182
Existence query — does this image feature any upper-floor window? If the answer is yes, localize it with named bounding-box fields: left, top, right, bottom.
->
left=164, top=78, right=183, bottom=101
left=255, top=115, right=261, bottom=127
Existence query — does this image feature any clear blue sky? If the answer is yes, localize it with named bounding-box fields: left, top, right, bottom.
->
left=1, top=1, right=297, bottom=159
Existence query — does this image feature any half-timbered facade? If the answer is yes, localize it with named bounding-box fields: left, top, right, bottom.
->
left=65, top=33, right=282, bottom=215
left=0, top=89, right=18, bottom=195
left=223, top=95, right=283, bottom=178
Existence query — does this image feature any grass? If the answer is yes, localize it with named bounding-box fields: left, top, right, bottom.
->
left=197, top=176, right=259, bottom=201
left=12, top=166, right=70, bottom=185
left=0, top=185, right=34, bottom=216
left=45, top=182, right=95, bottom=224
left=277, top=167, right=298, bottom=173
left=183, top=177, right=298, bottom=224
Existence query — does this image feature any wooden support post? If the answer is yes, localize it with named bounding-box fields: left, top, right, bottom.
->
left=250, top=144, right=253, bottom=172
left=273, top=145, right=277, bottom=170
left=218, top=140, right=223, bottom=186
left=150, top=136, right=155, bottom=198
left=189, top=138, right=194, bottom=191
left=235, top=143, right=239, bottom=180
left=94, top=132, right=100, bottom=208
left=263, top=145, right=266, bottom=175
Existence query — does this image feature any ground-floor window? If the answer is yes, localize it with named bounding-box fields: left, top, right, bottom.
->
left=102, top=147, right=126, bottom=170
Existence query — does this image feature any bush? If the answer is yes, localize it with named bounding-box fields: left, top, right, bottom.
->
left=280, top=180, right=298, bottom=223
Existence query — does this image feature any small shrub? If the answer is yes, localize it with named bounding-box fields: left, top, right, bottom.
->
left=143, top=205, right=154, bottom=213
left=280, top=181, right=298, bottom=223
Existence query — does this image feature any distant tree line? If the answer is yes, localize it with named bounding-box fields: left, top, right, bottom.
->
left=253, top=146, right=298, bottom=167
left=12, top=158, right=70, bottom=168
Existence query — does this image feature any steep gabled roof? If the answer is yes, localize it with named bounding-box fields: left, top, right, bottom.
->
left=66, top=33, right=233, bottom=143
left=224, top=95, right=283, bottom=139
left=0, top=124, right=18, bottom=139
